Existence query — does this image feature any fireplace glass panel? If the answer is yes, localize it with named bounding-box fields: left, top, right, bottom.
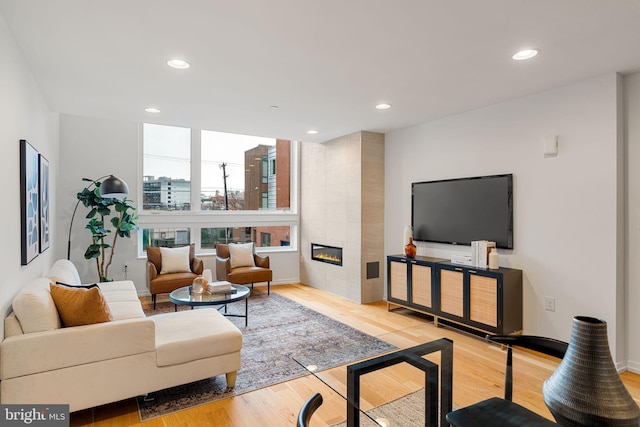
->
left=311, top=243, right=343, bottom=266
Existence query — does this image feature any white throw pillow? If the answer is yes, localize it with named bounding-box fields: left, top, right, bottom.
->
left=229, top=242, right=256, bottom=269
left=160, top=246, right=191, bottom=274
left=12, top=277, right=61, bottom=333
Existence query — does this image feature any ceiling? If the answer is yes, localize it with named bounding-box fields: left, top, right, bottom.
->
left=2, top=0, right=640, bottom=143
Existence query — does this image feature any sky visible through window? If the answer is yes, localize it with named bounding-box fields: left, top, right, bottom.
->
left=143, top=124, right=275, bottom=196
left=201, top=130, right=275, bottom=195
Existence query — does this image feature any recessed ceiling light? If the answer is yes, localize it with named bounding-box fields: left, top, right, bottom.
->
left=167, top=59, right=190, bottom=69
left=512, top=49, right=539, bottom=61
left=269, top=105, right=279, bottom=109
left=306, top=130, right=318, bottom=135
left=145, top=107, right=161, bottom=113
left=376, top=103, right=392, bottom=110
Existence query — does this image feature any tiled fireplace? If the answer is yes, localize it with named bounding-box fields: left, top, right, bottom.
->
left=300, top=131, right=385, bottom=303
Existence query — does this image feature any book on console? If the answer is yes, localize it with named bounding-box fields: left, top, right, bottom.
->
left=477, top=241, right=496, bottom=268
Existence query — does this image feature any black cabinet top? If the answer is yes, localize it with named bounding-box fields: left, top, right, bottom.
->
left=388, top=255, right=522, bottom=273
left=389, top=254, right=449, bottom=263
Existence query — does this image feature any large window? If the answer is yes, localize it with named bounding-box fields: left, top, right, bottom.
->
left=143, top=124, right=191, bottom=211
left=200, top=131, right=291, bottom=211
left=140, top=124, right=297, bottom=254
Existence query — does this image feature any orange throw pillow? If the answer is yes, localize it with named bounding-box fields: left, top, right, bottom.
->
left=49, top=283, right=113, bottom=327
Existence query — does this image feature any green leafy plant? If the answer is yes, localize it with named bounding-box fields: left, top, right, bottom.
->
left=76, top=182, right=139, bottom=282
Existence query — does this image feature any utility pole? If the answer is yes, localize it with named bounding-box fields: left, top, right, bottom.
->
left=220, top=162, right=230, bottom=242
left=220, top=162, right=229, bottom=210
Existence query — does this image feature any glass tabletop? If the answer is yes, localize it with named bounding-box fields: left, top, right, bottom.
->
left=169, top=284, right=250, bottom=306
left=292, top=339, right=453, bottom=427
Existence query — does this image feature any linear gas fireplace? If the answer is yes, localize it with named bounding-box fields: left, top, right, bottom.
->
left=311, top=243, right=343, bottom=266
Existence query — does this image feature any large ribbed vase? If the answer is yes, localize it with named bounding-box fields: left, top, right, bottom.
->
left=542, top=316, right=640, bottom=426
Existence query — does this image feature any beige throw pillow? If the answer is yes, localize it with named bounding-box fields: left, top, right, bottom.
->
left=229, top=242, right=256, bottom=268
left=49, top=283, right=113, bottom=327
left=12, top=277, right=61, bottom=333
left=160, top=246, right=191, bottom=274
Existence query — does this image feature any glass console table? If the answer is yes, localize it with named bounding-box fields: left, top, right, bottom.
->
left=293, top=338, right=453, bottom=427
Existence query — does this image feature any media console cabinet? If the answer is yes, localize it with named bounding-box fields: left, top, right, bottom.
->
left=387, top=255, right=523, bottom=335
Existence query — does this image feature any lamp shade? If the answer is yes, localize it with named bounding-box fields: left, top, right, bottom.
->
left=543, top=316, right=640, bottom=426
left=100, top=175, right=129, bottom=200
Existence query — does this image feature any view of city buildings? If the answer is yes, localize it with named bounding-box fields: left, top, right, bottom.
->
left=142, top=139, right=291, bottom=248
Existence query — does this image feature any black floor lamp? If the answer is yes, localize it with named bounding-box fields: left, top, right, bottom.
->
left=67, top=175, right=129, bottom=260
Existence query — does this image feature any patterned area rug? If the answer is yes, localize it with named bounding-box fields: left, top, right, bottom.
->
left=333, top=389, right=426, bottom=427
left=137, top=293, right=397, bottom=421
left=333, top=389, right=457, bottom=427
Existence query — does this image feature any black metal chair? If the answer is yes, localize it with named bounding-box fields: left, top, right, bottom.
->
left=446, top=335, right=568, bottom=427
left=297, top=392, right=323, bottom=427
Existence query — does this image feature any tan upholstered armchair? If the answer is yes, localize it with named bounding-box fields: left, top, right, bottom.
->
left=146, top=243, right=204, bottom=309
left=215, top=243, right=272, bottom=294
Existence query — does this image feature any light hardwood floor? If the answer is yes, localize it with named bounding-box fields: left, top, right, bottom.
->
left=70, top=283, right=640, bottom=426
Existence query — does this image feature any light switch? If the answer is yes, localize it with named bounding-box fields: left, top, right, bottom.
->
left=544, top=135, right=558, bottom=157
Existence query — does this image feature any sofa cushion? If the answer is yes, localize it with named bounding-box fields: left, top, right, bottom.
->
left=159, top=246, right=191, bottom=274
left=46, top=259, right=81, bottom=285
left=98, top=281, right=146, bottom=320
left=50, top=283, right=113, bottom=327
left=229, top=242, right=255, bottom=268
left=12, top=277, right=61, bottom=333
left=152, top=309, right=242, bottom=367
left=0, top=317, right=156, bottom=380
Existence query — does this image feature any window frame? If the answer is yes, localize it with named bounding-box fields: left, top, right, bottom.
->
left=137, top=124, right=299, bottom=257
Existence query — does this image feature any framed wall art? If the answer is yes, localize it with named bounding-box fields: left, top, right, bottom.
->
left=39, top=154, right=50, bottom=253
left=20, top=139, right=39, bottom=265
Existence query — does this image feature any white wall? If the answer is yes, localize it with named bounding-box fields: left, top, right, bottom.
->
left=0, top=13, right=59, bottom=340
left=625, top=71, right=640, bottom=372
left=385, top=73, right=625, bottom=363
left=57, top=114, right=300, bottom=293
left=57, top=114, right=140, bottom=283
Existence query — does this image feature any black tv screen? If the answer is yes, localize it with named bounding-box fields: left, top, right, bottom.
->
left=411, top=174, right=513, bottom=249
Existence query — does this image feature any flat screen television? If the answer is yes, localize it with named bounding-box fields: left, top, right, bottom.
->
left=411, top=174, right=513, bottom=249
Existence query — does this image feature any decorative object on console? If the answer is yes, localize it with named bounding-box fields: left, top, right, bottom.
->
left=404, top=237, right=417, bottom=258
left=403, top=225, right=413, bottom=247
left=488, top=249, right=499, bottom=269
left=471, top=240, right=496, bottom=268
left=543, top=316, right=640, bottom=426
left=451, top=253, right=473, bottom=266
left=69, top=175, right=138, bottom=282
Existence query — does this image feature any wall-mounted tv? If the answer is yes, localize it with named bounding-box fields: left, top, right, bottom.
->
left=412, top=174, right=513, bottom=249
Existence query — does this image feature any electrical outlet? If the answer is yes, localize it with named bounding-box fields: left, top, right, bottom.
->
left=545, top=296, right=556, bottom=312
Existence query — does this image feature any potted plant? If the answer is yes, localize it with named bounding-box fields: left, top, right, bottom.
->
left=76, top=181, right=138, bottom=282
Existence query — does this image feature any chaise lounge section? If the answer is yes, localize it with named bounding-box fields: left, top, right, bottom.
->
left=0, top=260, right=242, bottom=412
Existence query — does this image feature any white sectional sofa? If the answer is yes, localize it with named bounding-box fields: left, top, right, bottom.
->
left=0, top=260, right=242, bottom=412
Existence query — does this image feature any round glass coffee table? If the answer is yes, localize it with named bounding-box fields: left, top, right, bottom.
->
left=169, top=284, right=250, bottom=326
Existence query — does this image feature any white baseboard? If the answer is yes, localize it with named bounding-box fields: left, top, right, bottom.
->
left=625, top=360, right=640, bottom=374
